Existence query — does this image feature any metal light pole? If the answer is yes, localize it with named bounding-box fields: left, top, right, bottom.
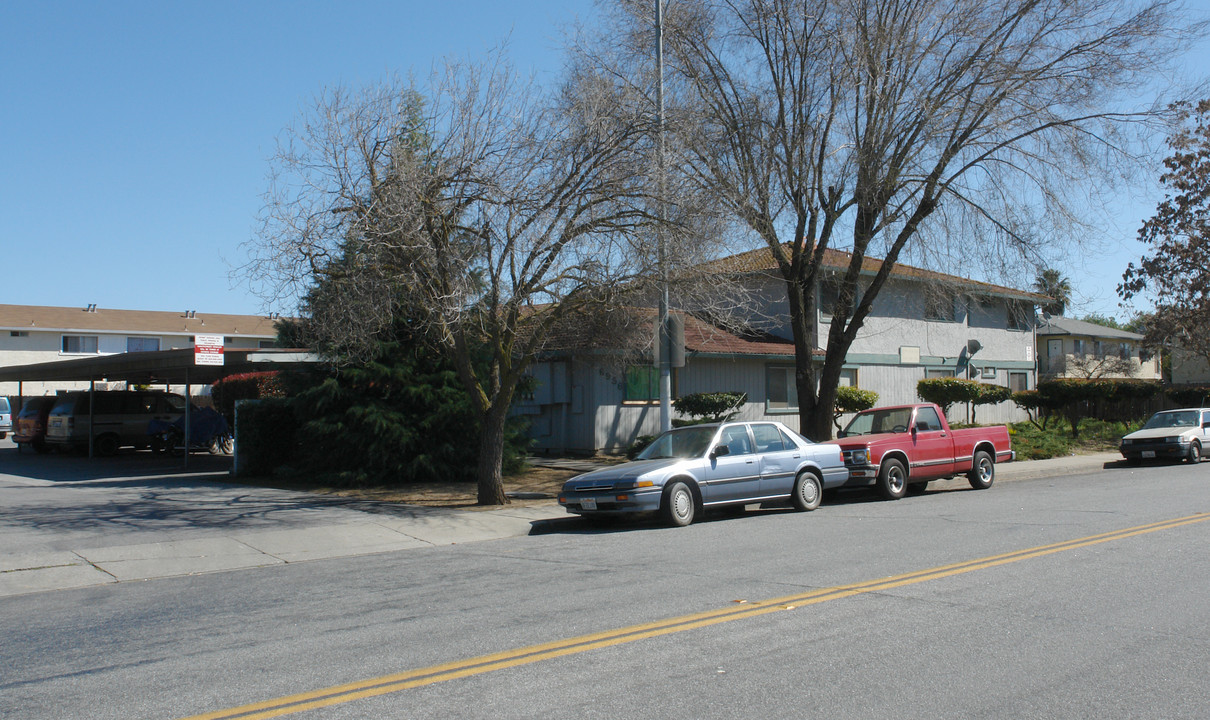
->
left=656, top=0, right=672, bottom=432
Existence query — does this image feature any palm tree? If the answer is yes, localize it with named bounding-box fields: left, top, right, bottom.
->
left=1034, top=268, right=1071, bottom=316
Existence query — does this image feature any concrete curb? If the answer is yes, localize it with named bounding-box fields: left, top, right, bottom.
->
left=0, top=452, right=1120, bottom=599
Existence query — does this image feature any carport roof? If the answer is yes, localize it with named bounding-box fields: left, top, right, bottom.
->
left=0, top=348, right=320, bottom=386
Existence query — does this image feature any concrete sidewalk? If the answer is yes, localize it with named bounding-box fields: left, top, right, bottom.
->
left=0, top=451, right=1120, bottom=599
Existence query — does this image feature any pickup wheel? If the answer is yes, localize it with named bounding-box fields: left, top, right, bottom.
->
left=877, top=459, right=908, bottom=500
left=968, top=450, right=995, bottom=490
left=791, top=470, right=823, bottom=511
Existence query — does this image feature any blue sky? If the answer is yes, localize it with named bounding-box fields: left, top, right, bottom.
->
left=2, top=1, right=1206, bottom=321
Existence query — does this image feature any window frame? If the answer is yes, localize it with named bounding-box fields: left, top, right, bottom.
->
left=765, top=365, right=799, bottom=414
left=126, top=336, right=161, bottom=353
left=622, top=365, right=669, bottom=404
left=925, top=293, right=955, bottom=322
left=61, top=334, right=99, bottom=355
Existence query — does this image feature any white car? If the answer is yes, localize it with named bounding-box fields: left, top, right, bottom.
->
left=1119, top=408, right=1210, bottom=464
left=558, top=421, right=848, bottom=526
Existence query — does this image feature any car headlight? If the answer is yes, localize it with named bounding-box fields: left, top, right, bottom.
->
left=849, top=449, right=869, bottom=465
left=614, top=480, right=655, bottom=491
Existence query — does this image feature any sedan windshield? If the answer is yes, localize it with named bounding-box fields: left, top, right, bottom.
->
left=1142, top=411, right=1199, bottom=430
left=637, top=426, right=717, bottom=460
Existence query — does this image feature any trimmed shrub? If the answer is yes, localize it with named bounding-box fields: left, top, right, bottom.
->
left=833, top=386, right=879, bottom=431
left=673, top=392, right=747, bottom=424
left=917, top=377, right=1012, bottom=422
left=1166, top=386, right=1210, bottom=407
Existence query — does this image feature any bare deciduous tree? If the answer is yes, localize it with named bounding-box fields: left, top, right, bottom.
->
left=589, top=0, right=1202, bottom=439
left=242, top=55, right=730, bottom=504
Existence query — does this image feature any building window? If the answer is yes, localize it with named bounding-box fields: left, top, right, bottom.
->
left=1073, top=339, right=1085, bottom=356
left=982, top=367, right=997, bottom=379
left=820, top=281, right=855, bottom=319
left=927, top=368, right=955, bottom=378
left=258, top=340, right=278, bottom=349
left=61, top=335, right=99, bottom=354
left=838, top=368, right=858, bottom=387
left=766, top=366, right=798, bottom=412
left=127, top=336, right=160, bottom=353
left=925, top=293, right=954, bottom=322
left=9, top=331, right=28, bottom=338
left=1009, top=371, right=1029, bottom=392
left=623, top=366, right=660, bottom=403
left=1006, top=302, right=1027, bottom=330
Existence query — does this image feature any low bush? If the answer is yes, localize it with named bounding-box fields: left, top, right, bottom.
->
left=1009, top=417, right=1143, bottom=460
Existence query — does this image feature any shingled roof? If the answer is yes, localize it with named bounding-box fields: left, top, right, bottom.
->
left=0, top=304, right=280, bottom=337
left=702, top=245, right=1050, bottom=303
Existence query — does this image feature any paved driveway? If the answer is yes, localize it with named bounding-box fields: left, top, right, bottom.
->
left=0, top=439, right=562, bottom=597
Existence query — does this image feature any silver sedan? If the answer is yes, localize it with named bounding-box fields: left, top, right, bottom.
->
left=558, top=421, right=848, bottom=526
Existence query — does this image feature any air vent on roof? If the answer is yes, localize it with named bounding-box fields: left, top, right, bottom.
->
left=84, top=303, right=97, bottom=312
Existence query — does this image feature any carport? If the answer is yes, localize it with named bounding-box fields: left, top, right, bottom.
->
left=0, top=348, right=318, bottom=463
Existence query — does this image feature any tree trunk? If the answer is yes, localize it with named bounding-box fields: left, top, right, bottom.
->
left=785, top=274, right=824, bottom=441
left=476, top=405, right=510, bottom=506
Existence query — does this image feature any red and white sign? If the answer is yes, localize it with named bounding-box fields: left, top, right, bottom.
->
left=194, top=334, right=225, bottom=366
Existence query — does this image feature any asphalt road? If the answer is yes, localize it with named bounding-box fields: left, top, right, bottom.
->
left=2, top=455, right=1208, bottom=719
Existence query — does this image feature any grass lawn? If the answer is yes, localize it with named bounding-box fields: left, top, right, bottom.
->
left=1009, top=417, right=1142, bottom=460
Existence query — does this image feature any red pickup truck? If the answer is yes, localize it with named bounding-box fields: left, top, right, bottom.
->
left=828, top=403, right=1014, bottom=499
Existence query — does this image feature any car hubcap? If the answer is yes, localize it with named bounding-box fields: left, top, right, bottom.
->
left=674, top=489, right=692, bottom=520
left=801, top=478, right=819, bottom=505
left=980, top=461, right=992, bottom=482
left=890, top=469, right=904, bottom=493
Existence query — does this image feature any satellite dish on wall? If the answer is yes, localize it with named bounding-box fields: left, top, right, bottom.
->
left=966, top=339, right=983, bottom=356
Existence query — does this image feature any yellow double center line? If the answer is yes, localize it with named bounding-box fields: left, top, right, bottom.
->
left=183, top=513, right=1209, bottom=720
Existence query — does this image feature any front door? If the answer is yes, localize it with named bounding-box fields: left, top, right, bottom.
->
left=909, top=406, right=956, bottom=480
left=1048, top=339, right=1064, bottom=374
left=704, top=424, right=760, bottom=503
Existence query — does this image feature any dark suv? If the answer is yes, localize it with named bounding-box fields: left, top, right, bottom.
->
left=45, top=391, right=186, bottom=456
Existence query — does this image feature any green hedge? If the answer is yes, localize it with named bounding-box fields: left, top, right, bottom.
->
left=212, top=371, right=286, bottom=424
left=233, top=398, right=298, bottom=477
left=1012, top=378, right=1163, bottom=438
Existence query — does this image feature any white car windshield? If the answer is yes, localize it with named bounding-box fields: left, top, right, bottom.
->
left=1142, top=411, right=1199, bottom=430
left=637, top=426, right=717, bottom=460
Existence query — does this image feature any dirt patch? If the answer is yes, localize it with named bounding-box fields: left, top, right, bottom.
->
left=239, top=464, right=600, bottom=510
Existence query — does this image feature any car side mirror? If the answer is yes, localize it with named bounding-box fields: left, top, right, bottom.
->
left=711, top=445, right=731, bottom=458
left=837, top=431, right=847, bottom=438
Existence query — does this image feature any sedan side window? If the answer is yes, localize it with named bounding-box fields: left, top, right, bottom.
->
left=751, top=424, right=785, bottom=453
left=719, top=425, right=753, bottom=455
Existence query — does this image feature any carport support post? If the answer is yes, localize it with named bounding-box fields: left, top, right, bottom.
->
left=183, top=369, right=191, bottom=469
left=88, top=379, right=95, bottom=458
left=15, top=381, right=22, bottom=453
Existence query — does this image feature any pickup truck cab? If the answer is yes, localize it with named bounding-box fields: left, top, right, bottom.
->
left=828, top=403, right=1014, bottom=499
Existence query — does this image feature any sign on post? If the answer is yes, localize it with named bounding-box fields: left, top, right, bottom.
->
left=194, top=334, right=224, bottom=366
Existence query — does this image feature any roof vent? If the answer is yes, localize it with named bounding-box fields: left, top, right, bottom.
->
left=84, top=303, right=97, bottom=312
